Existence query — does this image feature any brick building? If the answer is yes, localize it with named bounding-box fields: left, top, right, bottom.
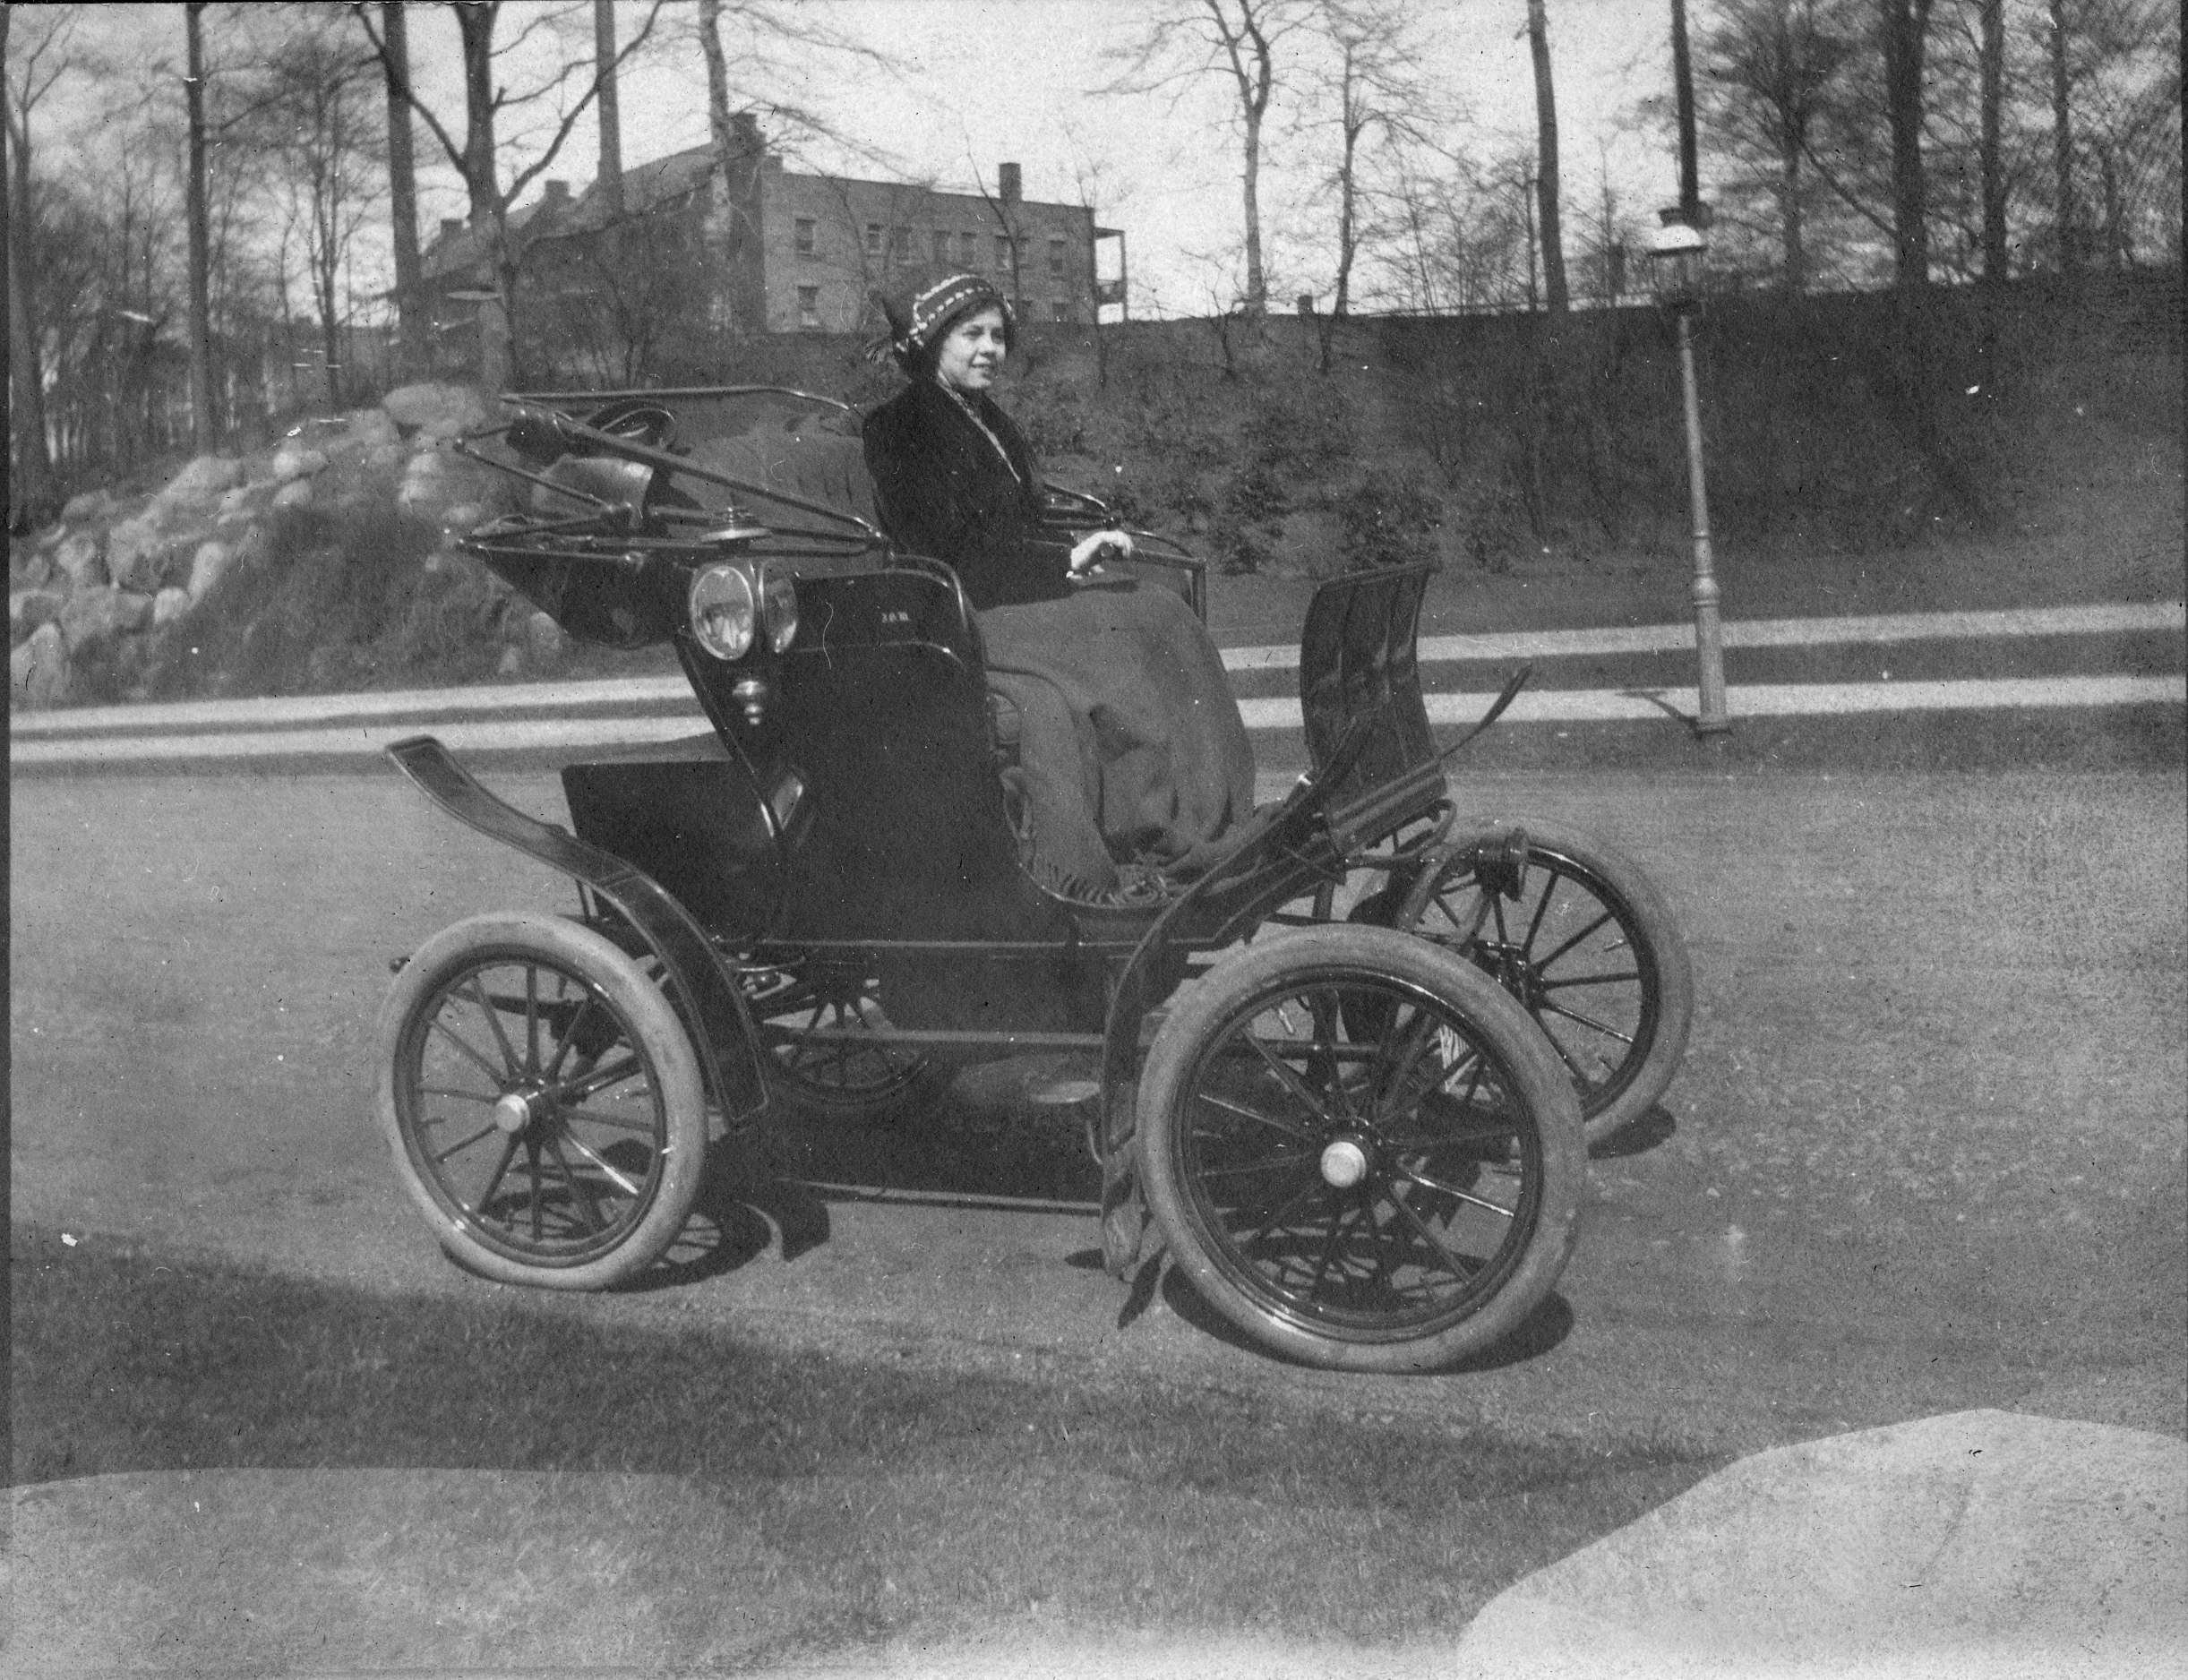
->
left=419, top=118, right=1126, bottom=358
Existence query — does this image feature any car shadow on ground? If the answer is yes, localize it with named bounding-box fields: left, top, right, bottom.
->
left=621, top=1074, right=1638, bottom=1374
left=1592, top=1104, right=1677, bottom=1159
left=1146, top=1250, right=1576, bottom=1373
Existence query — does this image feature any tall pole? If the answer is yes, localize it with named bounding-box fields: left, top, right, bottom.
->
left=1669, top=0, right=1701, bottom=222
left=1667, top=0, right=1727, bottom=740
left=184, top=2, right=213, bottom=452
left=1676, top=305, right=1729, bottom=735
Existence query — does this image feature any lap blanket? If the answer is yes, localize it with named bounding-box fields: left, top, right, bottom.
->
left=979, top=581, right=1256, bottom=899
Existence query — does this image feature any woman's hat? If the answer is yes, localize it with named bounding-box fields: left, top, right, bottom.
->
left=865, top=271, right=1011, bottom=367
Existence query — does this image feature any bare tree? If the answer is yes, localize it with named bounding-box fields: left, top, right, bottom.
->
left=243, top=16, right=386, bottom=407
left=380, top=1, right=427, bottom=378
left=5, top=3, right=94, bottom=517
left=1880, top=0, right=1938, bottom=285
left=1697, top=0, right=1858, bottom=292
left=1526, top=0, right=1568, bottom=313
left=1974, top=0, right=2008, bottom=279
left=1104, top=1, right=1309, bottom=321
left=682, top=0, right=905, bottom=334
left=2038, top=0, right=2180, bottom=272
left=184, top=4, right=216, bottom=450
left=1297, top=0, right=1437, bottom=369
left=355, top=0, right=665, bottom=391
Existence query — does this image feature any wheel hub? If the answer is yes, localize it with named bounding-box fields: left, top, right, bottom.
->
left=491, top=1086, right=552, bottom=1136
left=1319, top=1136, right=1371, bottom=1188
left=1470, top=940, right=1540, bottom=1005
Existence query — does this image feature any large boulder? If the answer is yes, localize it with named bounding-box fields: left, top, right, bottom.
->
left=383, top=381, right=495, bottom=440
left=112, top=589, right=155, bottom=632
left=52, top=529, right=107, bottom=591
left=148, top=456, right=247, bottom=539
left=271, top=443, right=330, bottom=484
left=215, top=483, right=270, bottom=527
left=271, top=476, right=314, bottom=510
left=152, top=586, right=193, bottom=627
left=185, top=539, right=233, bottom=604
left=526, top=609, right=568, bottom=668
left=160, top=455, right=246, bottom=503
left=11, top=536, right=56, bottom=588
left=59, top=488, right=119, bottom=527
left=106, top=513, right=188, bottom=593
left=11, top=587, right=68, bottom=644
left=345, top=407, right=402, bottom=450
left=396, top=447, right=501, bottom=524
left=59, top=585, right=133, bottom=654
left=11, top=621, right=69, bottom=707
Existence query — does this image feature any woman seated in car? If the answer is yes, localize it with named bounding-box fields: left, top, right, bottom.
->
left=862, top=271, right=1255, bottom=898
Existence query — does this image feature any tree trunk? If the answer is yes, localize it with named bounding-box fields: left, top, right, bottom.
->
left=1881, top=0, right=1932, bottom=287
left=1978, top=0, right=2007, bottom=281
left=594, top=0, right=623, bottom=219
left=1240, top=99, right=1266, bottom=319
left=698, top=0, right=749, bottom=334
left=1318, top=137, right=1354, bottom=375
left=1778, top=134, right=1806, bottom=292
left=2048, top=0, right=2076, bottom=275
left=185, top=2, right=215, bottom=450
left=382, top=1, right=428, bottom=378
left=4, top=12, right=58, bottom=523
left=1520, top=168, right=1540, bottom=312
left=2097, top=141, right=2124, bottom=267
left=454, top=4, right=511, bottom=391
left=1527, top=0, right=1567, bottom=313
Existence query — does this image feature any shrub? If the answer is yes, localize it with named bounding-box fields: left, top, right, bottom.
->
left=1333, top=470, right=1443, bottom=570
left=1218, top=527, right=1269, bottom=577
left=1223, top=458, right=1292, bottom=528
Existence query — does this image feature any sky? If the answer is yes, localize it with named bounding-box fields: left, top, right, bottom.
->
left=46, top=1, right=1687, bottom=319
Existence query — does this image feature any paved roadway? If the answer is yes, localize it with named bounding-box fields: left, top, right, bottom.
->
left=12, top=755, right=2183, bottom=1450
left=13, top=599, right=2184, bottom=774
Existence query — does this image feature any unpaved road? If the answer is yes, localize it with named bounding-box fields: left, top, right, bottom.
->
left=12, top=764, right=2184, bottom=1452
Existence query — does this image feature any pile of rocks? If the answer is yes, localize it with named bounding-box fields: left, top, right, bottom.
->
left=9, top=381, right=560, bottom=709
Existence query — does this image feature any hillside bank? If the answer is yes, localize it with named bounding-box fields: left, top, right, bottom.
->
left=11, top=273, right=2180, bottom=711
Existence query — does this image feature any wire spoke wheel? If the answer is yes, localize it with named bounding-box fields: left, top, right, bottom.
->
left=1403, top=821, right=1693, bottom=1149
left=379, top=915, right=707, bottom=1289
left=739, top=963, right=937, bottom=1124
left=1138, top=927, right=1583, bottom=1373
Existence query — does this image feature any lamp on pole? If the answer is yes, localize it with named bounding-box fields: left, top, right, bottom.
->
left=1645, top=210, right=1730, bottom=739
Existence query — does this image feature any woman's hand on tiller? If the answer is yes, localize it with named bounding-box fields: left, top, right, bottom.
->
left=1068, top=529, right=1134, bottom=577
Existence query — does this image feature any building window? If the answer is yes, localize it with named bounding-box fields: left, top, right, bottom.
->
left=891, top=226, right=913, bottom=261
left=959, top=231, right=977, bottom=268
left=1049, top=238, right=1067, bottom=278
left=932, top=229, right=952, bottom=267
left=865, top=222, right=883, bottom=256
left=795, top=218, right=816, bottom=256
left=995, top=235, right=1014, bottom=273
left=1051, top=299, right=1070, bottom=322
left=798, top=286, right=820, bottom=330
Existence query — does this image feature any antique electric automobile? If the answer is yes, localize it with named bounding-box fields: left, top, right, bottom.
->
left=376, top=389, right=1691, bottom=1373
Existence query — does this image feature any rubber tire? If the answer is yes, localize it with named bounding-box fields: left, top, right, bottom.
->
left=1137, top=925, right=1585, bottom=1374
left=1406, top=820, right=1693, bottom=1150
left=377, top=913, right=708, bottom=1290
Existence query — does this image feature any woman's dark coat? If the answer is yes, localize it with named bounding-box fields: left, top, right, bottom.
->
left=862, top=380, right=1070, bottom=609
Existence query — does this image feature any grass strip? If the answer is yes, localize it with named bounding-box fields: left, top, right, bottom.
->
left=13, top=1226, right=1721, bottom=1664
